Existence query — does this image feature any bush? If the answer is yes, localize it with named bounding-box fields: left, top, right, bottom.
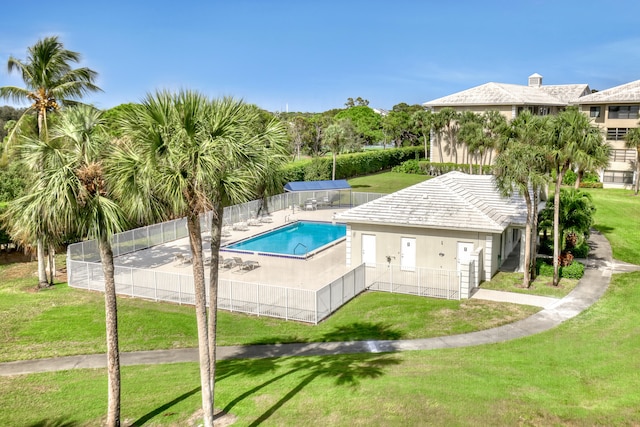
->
left=392, top=159, right=423, bottom=174
left=563, top=170, right=577, bottom=186
left=568, top=241, right=589, bottom=258
left=536, top=258, right=585, bottom=279
left=578, top=182, right=603, bottom=189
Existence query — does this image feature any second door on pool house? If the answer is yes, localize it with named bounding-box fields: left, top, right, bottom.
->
left=400, top=237, right=416, bottom=271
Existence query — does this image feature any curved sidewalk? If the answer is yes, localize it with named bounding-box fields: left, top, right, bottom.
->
left=0, top=231, right=631, bottom=377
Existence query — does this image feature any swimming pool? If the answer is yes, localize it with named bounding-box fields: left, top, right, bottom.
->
left=224, top=221, right=346, bottom=259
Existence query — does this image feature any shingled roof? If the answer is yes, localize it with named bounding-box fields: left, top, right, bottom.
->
left=336, top=172, right=528, bottom=233
left=570, top=79, right=640, bottom=104
left=423, top=82, right=590, bottom=107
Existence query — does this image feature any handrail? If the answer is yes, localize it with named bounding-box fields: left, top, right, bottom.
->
left=293, top=242, right=308, bottom=256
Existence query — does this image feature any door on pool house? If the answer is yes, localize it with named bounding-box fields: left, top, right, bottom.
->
left=400, top=237, right=416, bottom=271
left=457, top=241, right=474, bottom=271
left=361, top=234, right=376, bottom=267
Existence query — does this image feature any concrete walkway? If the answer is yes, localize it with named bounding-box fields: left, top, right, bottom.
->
left=1, top=230, right=635, bottom=377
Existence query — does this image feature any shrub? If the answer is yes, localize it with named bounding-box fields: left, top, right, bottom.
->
left=536, top=258, right=585, bottom=279
left=561, top=261, right=585, bottom=279
left=563, top=170, right=577, bottom=186
left=569, top=241, right=589, bottom=258
left=392, top=159, right=423, bottom=174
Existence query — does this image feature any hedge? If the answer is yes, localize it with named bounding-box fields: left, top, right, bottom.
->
left=282, top=146, right=425, bottom=182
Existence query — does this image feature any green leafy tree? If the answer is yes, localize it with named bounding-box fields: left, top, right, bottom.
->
left=625, top=125, right=640, bottom=195
left=334, top=105, right=382, bottom=145
left=0, top=36, right=101, bottom=287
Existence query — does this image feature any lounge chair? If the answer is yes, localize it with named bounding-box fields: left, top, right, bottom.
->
left=259, top=215, right=273, bottom=223
left=174, top=254, right=192, bottom=266
left=233, top=256, right=260, bottom=271
left=221, top=226, right=232, bottom=237
left=220, top=256, right=235, bottom=269
left=233, top=222, right=249, bottom=231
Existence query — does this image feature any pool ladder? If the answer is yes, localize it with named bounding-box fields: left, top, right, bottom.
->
left=293, top=242, right=308, bottom=256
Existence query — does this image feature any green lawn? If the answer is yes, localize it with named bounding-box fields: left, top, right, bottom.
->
left=1, top=176, right=640, bottom=425
left=348, top=171, right=430, bottom=194
left=1, top=272, right=638, bottom=426
left=0, top=263, right=538, bottom=362
left=583, top=188, right=640, bottom=264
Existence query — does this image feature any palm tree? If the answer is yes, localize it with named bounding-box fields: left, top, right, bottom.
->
left=572, top=124, right=609, bottom=189
left=545, top=106, right=603, bottom=286
left=493, top=111, right=549, bottom=287
left=3, top=105, right=126, bottom=426
left=436, top=108, right=461, bottom=163
left=323, top=121, right=348, bottom=180
left=625, top=126, right=640, bottom=195
left=113, top=91, right=289, bottom=427
left=0, top=36, right=101, bottom=287
left=411, top=109, right=432, bottom=158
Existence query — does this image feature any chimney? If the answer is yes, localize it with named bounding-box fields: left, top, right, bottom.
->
left=528, top=73, right=543, bottom=87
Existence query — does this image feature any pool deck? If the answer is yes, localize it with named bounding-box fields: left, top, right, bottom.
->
left=113, top=207, right=353, bottom=291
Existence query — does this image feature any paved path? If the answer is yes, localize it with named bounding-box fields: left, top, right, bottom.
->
left=1, top=231, right=635, bottom=377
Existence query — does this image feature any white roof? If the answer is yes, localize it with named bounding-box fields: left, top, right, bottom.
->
left=424, top=82, right=590, bottom=107
left=571, top=80, right=640, bottom=104
left=336, top=172, right=528, bottom=233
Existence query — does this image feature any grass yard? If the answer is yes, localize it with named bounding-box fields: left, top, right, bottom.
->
left=0, top=259, right=538, bottom=361
left=1, top=271, right=638, bottom=426
left=584, top=188, right=640, bottom=264
left=348, top=171, right=430, bottom=194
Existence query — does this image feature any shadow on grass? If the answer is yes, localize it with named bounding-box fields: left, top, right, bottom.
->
left=28, top=420, right=78, bottom=427
left=216, top=322, right=403, bottom=425
left=130, top=387, right=200, bottom=426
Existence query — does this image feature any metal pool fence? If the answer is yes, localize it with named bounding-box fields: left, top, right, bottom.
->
left=68, top=259, right=367, bottom=324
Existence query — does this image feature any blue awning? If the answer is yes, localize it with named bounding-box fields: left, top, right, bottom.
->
left=284, top=179, right=351, bottom=192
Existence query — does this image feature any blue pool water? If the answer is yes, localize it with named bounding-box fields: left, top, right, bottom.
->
left=225, top=221, right=346, bottom=257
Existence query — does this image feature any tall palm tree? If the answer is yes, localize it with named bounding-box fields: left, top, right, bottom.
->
left=493, top=111, right=549, bottom=287
left=572, top=123, right=609, bottom=189
left=625, top=125, right=640, bottom=195
left=0, top=36, right=101, bottom=287
left=113, top=91, right=289, bottom=427
left=323, top=122, right=348, bottom=180
left=436, top=108, right=460, bottom=163
left=411, top=109, right=432, bottom=158
left=545, top=106, right=603, bottom=286
left=3, top=105, right=126, bottom=426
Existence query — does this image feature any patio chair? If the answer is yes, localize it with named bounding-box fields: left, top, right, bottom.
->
left=220, top=256, right=235, bottom=269
left=174, top=254, right=192, bottom=266
left=239, top=258, right=260, bottom=271
left=221, top=226, right=232, bottom=237
left=233, top=222, right=249, bottom=231
left=259, top=214, right=273, bottom=223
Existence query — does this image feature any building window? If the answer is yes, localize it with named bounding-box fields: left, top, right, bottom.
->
left=603, top=170, right=634, bottom=184
left=610, top=149, right=637, bottom=162
left=607, top=128, right=629, bottom=141
left=590, top=106, right=601, bottom=118
left=608, top=105, right=639, bottom=120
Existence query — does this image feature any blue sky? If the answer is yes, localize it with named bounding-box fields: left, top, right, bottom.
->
left=2, top=1, right=639, bottom=113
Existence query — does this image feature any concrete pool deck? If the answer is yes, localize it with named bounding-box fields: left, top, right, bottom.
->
left=113, top=207, right=353, bottom=291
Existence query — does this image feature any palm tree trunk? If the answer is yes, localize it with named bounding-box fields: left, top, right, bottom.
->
left=48, top=244, right=56, bottom=286
left=208, top=202, right=224, bottom=411
left=530, top=186, right=540, bottom=281
left=574, top=169, right=583, bottom=189
left=186, top=213, right=214, bottom=427
left=436, top=133, right=443, bottom=162
left=37, top=239, right=48, bottom=288
left=522, top=191, right=533, bottom=288
left=332, top=152, right=336, bottom=181
left=553, top=166, right=566, bottom=286
left=99, top=234, right=120, bottom=427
